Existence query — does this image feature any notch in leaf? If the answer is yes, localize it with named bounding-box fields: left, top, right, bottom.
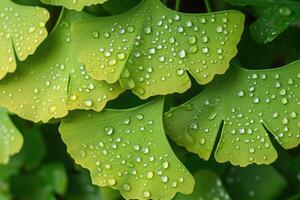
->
left=0, top=0, right=49, bottom=80
left=41, top=0, right=108, bottom=11
left=59, top=98, right=195, bottom=200
left=164, top=61, right=300, bottom=167
left=0, top=10, right=124, bottom=123
left=73, top=0, right=245, bottom=99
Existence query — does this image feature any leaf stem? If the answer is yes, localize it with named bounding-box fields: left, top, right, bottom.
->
left=175, top=0, right=181, bottom=11
left=204, top=0, right=211, bottom=12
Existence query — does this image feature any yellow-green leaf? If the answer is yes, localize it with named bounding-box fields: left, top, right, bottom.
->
left=73, top=0, right=245, bottom=99
left=41, top=0, right=108, bottom=11
left=0, top=10, right=124, bottom=123
left=59, top=98, right=195, bottom=200
left=165, top=61, right=300, bottom=167
left=0, top=0, right=49, bottom=80
left=0, top=107, right=23, bottom=164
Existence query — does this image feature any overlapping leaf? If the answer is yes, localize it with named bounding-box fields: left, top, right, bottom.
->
left=73, top=0, right=245, bottom=99
left=174, top=170, right=231, bottom=200
left=59, top=98, right=195, bottom=200
left=0, top=107, right=23, bottom=164
left=225, top=0, right=300, bottom=44
left=11, top=163, right=68, bottom=200
left=0, top=0, right=49, bottom=80
left=41, top=0, right=108, bottom=11
left=164, top=61, right=300, bottom=166
left=0, top=10, right=124, bottom=123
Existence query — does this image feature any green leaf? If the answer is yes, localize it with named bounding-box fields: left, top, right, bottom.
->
left=59, top=98, right=195, bottom=200
left=10, top=163, right=67, bottom=200
left=38, top=163, right=68, bottom=196
left=225, top=0, right=300, bottom=44
left=224, top=165, right=287, bottom=200
left=164, top=61, right=300, bottom=166
left=0, top=0, right=49, bottom=80
left=11, top=174, right=55, bottom=200
left=0, top=10, right=124, bottom=123
left=41, top=0, right=108, bottom=11
left=0, top=108, right=23, bottom=164
left=73, top=0, right=244, bottom=99
left=174, top=169, right=231, bottom=200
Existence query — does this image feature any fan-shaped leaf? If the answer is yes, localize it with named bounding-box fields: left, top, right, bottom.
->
left=59, top=98, right=195, bottom=200
left=41, top=0, right=108, bottom=11
left=0, top=0, right=49, bottom=80
left=174, top=169, right=231, bottom=200
left=0, top=107, right=23, bottom=164
left=225, top=0, right=300, bottom=44
left=0, top=10, right=124, bottom=123
left=73, top=0, right=244, bottom=99
left=164, top=61, right=300, bottom=166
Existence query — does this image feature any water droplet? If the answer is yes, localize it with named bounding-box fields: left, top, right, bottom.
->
left=202, top=47, right=209, bottom=54
left=279, top=7, right=292, bottom=16
left=143, top=191, right=151, bottom=198
left=92, top=31, right=99, bottom=39
left=201, top=35, right=208, bottom=43
left=249, top=147, right=255, bottom=154
left=178, top=50, right=186, bottom=58
left=127, top=26, right=135, bottom=32
left=216, top=26, right=223, bottom=33
left=188, top=36, right=197, bottom=44
left=148, top=48, right=156, bottom=54
left=28, top=26, right=36, bottom=33
left=108, top=178, right=116, bottom=186
left=177, top=68, right=184, bottom=76
left=117, top=53, right=126, bottom=60
left=84, top=99, right=93, bottom=107
left=162, top=161, right=169, bottom=169
left=162, top=176, right=168, bottom=183
left=105, top=126, right=114, bottom=135
left=146, top=171, right=154, bottom=179
left=237, top=91, right=244, bottom=97
left=144, top=27, right=151, bottom=34
left=123, top=183, right=131, bottom=191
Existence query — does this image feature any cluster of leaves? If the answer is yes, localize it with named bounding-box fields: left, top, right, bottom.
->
left=1, top=116, right=300, bottom=200
left=0, top=0, right=299, bottom=199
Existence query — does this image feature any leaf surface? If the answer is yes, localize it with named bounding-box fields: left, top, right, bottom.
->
left=41, top=0, right=108, bottom=11
left=0, top=10, right=124, bottom=123
left=164, top=61, right=300, bottom=166
left=59, top=98, right=194, bottom=200
left=0, top=108, right=23, bottom=164
left=73, top=0, right=244, bottom=99
left=225, top=0, right=300, bottom=44
left=0, top=0, right=49, bottom=80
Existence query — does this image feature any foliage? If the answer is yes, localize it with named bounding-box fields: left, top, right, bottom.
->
left=0, top=0, right=299, bottom=199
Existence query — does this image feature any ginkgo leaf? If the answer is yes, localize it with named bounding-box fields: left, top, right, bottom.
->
left=59, top=98, right=195, bottom=200
left=41, top=0, right=108, bottom=11
left=174, top=170, right=231, bottom=200
left=0, top=107, right=23, bottom=164
left=225, top=0, right=300, bottom=44
left=0, top=0, right=49, bottom=80
left=73, top=0, right=245, bottom=99
left=164, top=61, right=300, bottom=167
left=0, top=9, right=124, bottom=123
